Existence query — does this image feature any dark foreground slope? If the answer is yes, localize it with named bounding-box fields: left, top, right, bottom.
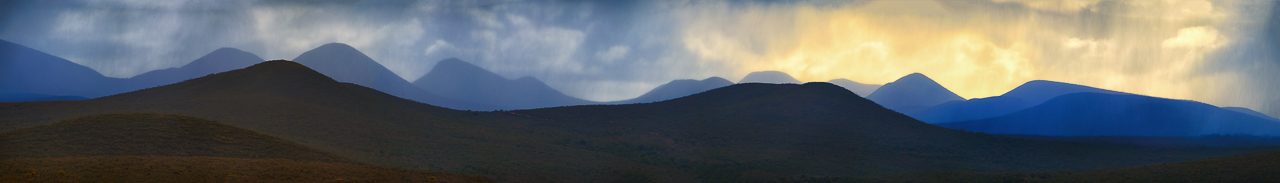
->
left=0, top=156, right=492, bottom=183
left=838, top=149, right=1280, bottom=183
left=0, top=61, right=1274, bottom=182
left=0, top=113, right=346, bottom=162
left=0, top=113, right=490, bottom=183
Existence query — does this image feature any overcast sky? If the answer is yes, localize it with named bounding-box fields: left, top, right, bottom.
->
left=3, top=0, right=1280, bottom=111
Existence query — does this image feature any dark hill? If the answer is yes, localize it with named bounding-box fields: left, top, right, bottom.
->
left=0, top=39, right=126, bottom=98
left=866, top=73, right=964, bottom=114
left=124, top=47, right=264, bottom=90
left=609, top=76, right=733, bottom=104
left=412, top=58, right=595, bottom=109
left=0, top=62, right=1273, bottom=182
left=738, top=71, right=801, bottom=84
left=2, top=156, right=492, bottom=182
left=0, top=113, right=348, bottom=162
left=293, top=43, right=494, bottom=110
left=938, top=93, right=1280, bottom=136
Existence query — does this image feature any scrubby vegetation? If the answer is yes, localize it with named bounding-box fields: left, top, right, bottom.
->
left=0, top=113, right=349, bottom=162
left=1, top=61, right=1275, bottom=182
left=787, top=149, right=1280, bottom=182
left=0, top=156, right=491, bottom=183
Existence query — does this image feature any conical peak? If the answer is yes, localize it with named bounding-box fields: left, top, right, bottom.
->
left=432, top=58, right=484, bottom=72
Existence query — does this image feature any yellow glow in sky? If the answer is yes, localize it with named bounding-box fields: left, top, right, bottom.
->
left=676, top=0, right=1249, bottom=106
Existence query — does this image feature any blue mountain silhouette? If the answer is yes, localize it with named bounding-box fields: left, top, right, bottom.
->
left=412, top=58, right=596, bottom=109
left=865, top=73, right=964, bottom=114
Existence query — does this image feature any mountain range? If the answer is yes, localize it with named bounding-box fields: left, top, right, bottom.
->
left=939, top=92, right=1280, bottom=136
left=607, top=76, right=733, bottom=104
left=738, top=71, right=801, bottom=84
left=909, top=80, right=1129, bottom=124
left=412, top=58, right=596, bottom=109
left=865, top=73, right=965, bottom=114
left=1, top=60, right=1270, bottom=182
left=0, top=39, right=126, bottom=98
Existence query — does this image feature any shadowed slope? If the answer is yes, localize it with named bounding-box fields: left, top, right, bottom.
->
left=0, top=39, right=126, bottom=98
left=609, top=76, right=733, bottom=104
left=0, top=113, right=348, bottom=162
left=866, top=73, right=964, bottom=114
left=293, top=43, right=494, bottom=110
left=1224, top=107, right=1280, bottom=122
left=911, top=80, right=1131, bottom=124
left=412, top=58, right=595, bottom=109
left=1, top=156, right=492, bottom=183
left=125, top=48, right=264, bottom=90
left=939, top=93, right=1280, bottom=136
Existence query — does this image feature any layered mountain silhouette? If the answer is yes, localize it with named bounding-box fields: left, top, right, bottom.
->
left=865, top=73, right=964, bottom=114
left=910, top=80, right=1130, bottom=124
left=938, top=92, right=1280, bottom=136
left=124, top=48, right=264, bottom=90
left=0, top=39, right=127, bottom=98
left=738, top=71, right=801, bottom=84
left=292, top=43, right=494, bottom=110
left=608, top=76, right=733, bottom=104
left=412, top=58, right=596, bottom=109
left=1224, top=107, right=1280, bottom=122
left=1, top=40, right=264, bottom=101
left=1, top=60, right=1270, bottom=182
left=827, top=78, right=881, bottom=96
left=0, top=93, right=87, bottom=102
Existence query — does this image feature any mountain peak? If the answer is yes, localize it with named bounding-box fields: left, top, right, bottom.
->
left=414, top=58, right=592, bottom=109
left=865, top=72, right=964, bottom=114
left=1001, top=80, right=1127, bottom=105
left=739, top=71, right=801, bottom=84
left=703, top=76, right=731, bottom=84
left=314, top=42, right=359, bottom=51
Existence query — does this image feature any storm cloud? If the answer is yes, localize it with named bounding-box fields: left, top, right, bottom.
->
left=2, top=0, right=1279, bottom=111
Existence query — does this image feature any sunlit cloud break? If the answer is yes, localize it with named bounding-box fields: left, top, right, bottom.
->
left=1, top=0, right=1278, bottom=110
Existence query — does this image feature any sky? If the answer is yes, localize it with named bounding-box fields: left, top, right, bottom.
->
left=2, top=0, right=1279, bottom=111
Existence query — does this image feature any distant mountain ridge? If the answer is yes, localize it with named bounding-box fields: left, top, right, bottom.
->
left=125, top=47, right=265, bottom=90
left=292, top=43, right=495, bottom=111
left=412, top=58, right=596, bottom=109
left=910, top=80, right=1128, bottom=124
left=738, top=71, right=801, bottom=84
left=0, top=39, right=127, bottom=98
left=938, top=92, right=1280, bottom=136
left=609, top=76, right=733, bottom=104
left=827, top=78, right=880, bottom=96
left=865, top=73, right=964, bottom=114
